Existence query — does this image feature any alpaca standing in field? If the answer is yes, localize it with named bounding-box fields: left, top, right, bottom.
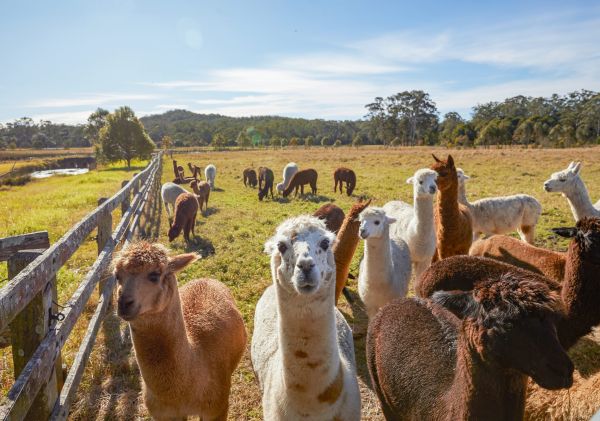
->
left=251, top=216, right=361, bottom=420
left=383, top=168, right=438, bottom=277
left=168, top=193, right=198, bottom=243
left=544, top=161, right=600, bottom=221
left=358, top=207, right=411, bottom=318
left=113, top=242, right=247, bottom=420
left=243, top=168, right=258, bottom=188
left=456, top=168, right=542, bottom=244
left=276, top=162, right=299, bottom=193
left=205, top=164, right=217, bottom=190
left=161, top=182, right=187, bottom=220
left=333, top=167, right=356, bottom=196
left=282, top=169, right=318, bottom=197
left=190, top=179, right=210, bottom=214
left=258, top=166, right=275, bottom=201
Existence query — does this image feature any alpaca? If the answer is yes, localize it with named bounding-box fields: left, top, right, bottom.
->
left=456, top=168, right=542, bottom=244
left=172, top=160, right=194, bottom=184
left=367, top=272, right=573, bottom=420
left=190, top=179, right=210, bottom=214
left=168, top=193, right=198, bottom=243
left=251, top=216, right=361, bottom=420
left=332, top=199, right=371, bottom=304
left=383, top=168, right=438, bottom=277
left=276, top=162, right=299, bottom=193
left=358, top=207, right=411, bottom=318
left=243, top=168, right=258, bottom=188
left=258, top=166, right=274, bottom=201
left=205, top=164, right=217, bottom=190
left=544, top=161, right=600, bottom=221
left=161, top=182, right=187, bottom=220
left=313, top=203, right=345, bottom=234
left=430, top=154, right=473, bottom=261
left=469, top=235, right=565, bottom=282
left=282, top=169, right=318, bottom=197
left=333, top=167, right=356, bottom=196
left=113, top=242, right=246, bottom=420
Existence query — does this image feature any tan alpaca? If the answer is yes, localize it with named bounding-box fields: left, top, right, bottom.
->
left=113, top=242, right=247, bottom=420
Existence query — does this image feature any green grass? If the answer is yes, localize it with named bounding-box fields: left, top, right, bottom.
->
left=2, top=146, right=600, bottom=420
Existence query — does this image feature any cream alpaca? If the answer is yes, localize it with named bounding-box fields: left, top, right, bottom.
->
left=251, top=216, right=361, bottom=421
left=276, top=162, right=299, bottom=193
left=160, top=182, right=187, bottom=219
left=205, top=164, right=217, bottom=190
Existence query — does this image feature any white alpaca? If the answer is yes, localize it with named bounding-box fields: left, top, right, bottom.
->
left=544, top=161, right=600, bottom=222
left=358, top=207, right=411, bottom=318
left=160, top=182, right=187, bottom=219
left=205, top=164, right=216, bottom=190
left=383, top=168, right=438, bottom=278
left=276, top=162, right=299, bottom=193
left=456, top=168, right=542, bottom=244
left=251, top=216, right=361, bottom=421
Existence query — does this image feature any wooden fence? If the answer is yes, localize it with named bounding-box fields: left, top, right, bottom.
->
left=0, top=152, right=163, bottom=420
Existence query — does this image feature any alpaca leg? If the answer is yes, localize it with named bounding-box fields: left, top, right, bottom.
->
left=164, top=202, right=171, bottom=219
left=301, top=184, right=305, bottom=195
left=191, top=212, right=197, bottom=237
left=183, top=220, right=191, bottom=242
left=312, top=182, right=317, bottom=195
left=519, top=225, right=535, bottom=244
left=334, top=178, right=339, bottom=193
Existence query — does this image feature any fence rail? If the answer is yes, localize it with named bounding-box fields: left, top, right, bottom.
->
left=0, top=152, right=163, bottom=421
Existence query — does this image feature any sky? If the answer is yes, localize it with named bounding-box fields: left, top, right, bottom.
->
left=1, top=0, right=599, bottom=125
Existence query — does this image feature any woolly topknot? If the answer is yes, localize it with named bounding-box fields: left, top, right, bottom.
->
left=113, top=241, right=169, bottom=274
left=359, top=206, right=387, bottom=220
left=264, top=215, right=334, bottom=254
left=412, top=168, right=438, bottom=182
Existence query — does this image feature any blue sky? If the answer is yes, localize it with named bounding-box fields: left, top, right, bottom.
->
left=1, top=0, right=599, bottom=124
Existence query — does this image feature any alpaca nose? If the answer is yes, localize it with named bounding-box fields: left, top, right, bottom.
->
left=543, top=182, right=551, bottom=192
left=429, top=185, right=436, bottom=194
left=297, top=262, right=315, bottom=277
left=118, top=296, right=135, bottom=314
left=360, top=228, right=368, bottom=239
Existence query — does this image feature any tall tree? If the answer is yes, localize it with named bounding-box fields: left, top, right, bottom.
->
left=85, top=108, right=110, bottom=145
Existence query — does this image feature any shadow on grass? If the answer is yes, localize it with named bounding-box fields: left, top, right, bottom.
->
left=101, top=165, right=148, bottom=173
left=212, top=187, right=225, bottom=192
left=184, top=236, right=216, bottom=257
left=203, top=207, right=219, bottom=217
left=569, top=336, right=600, bottom=377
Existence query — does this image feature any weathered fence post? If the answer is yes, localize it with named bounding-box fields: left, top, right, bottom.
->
left=97, top=197, right=113, bottom=305
left=8, top=249, right=60, bottom=420
left=121, top=180, right=130, bottom=216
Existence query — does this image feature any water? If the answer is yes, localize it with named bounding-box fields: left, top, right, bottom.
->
left=30, top=168, right=90, bottom=179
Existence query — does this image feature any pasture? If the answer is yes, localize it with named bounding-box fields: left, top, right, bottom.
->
left=2, top=146, right=600, bottom=420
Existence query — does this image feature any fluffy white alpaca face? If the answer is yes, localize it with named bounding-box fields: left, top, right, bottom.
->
left=407, top=168, right=438, bottom=197
left=544, top=162, right=581, bottom=193
left=456, top=168, right=470, bottom=185
left=266, top=216, right=336, bottom=295
left=359, top=208, right=396, bottom=239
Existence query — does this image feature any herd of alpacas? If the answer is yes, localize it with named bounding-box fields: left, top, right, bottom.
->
left=123, top=156, right=600, bottom=420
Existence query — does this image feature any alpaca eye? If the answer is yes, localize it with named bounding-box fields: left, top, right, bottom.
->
left=374, top=220, right=380, bottom=225
left=148, top=272, right=160, bottom=283
left=278, top=242, right=287, bottom=254
left=419, top=181, right=423, bottom=185
left=320, top=238, right=330, bottom=251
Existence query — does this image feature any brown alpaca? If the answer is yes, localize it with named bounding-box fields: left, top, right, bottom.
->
left=333, top=167, right=356, bottom=196
left=190, top=179, right=210, bottom=214
left=282, top=168, right=318, bottom=197
left=431, top=154, right=473, bottom=261
left=313, top=203, right=345, bottom=233
left=367, top=273, right=573, bottom=420
left=168, top=193, right=198, bottom=242
left=172, top=160, right=196, bottom=184
left=243, top=168, right=258, bottom=188
left=469, top=235, right=565, bottom=282
left=257, top=166, right=274, bottom=201
left=332, top=199, right=371, bottom=303
left=113, top=242, right=247, bottom=420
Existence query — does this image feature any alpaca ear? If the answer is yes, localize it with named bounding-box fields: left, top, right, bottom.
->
left=386, top=216, right=397, bottom=224
left=432, top=153, right=442, bottom=163
left=406, top=176, right=414, bottom=184
left=432, top=290, right=475, bottom=318
left=168, top=253, right=200, bottom=273
left=447, top=155, right=454, bottom=167
left=567, top=161, right=575, bottom=170
left=551, top=227, right=577, bottom=238
left=571, top=162, right=581, bottom=175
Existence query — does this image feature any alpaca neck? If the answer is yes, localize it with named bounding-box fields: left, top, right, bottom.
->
left=445, top=332, right=527, bottom=420
left=558, top=242, right=600, bottom=349
left=438, top=183, right=461, bottom=220
left=363, top=227, right=393, bottom=287
left=275, top=280, right=341, bottom=405
left=414, top=194, right=436, bottom=236
left=565, top=178, right=597, bottom=221
left=457, top=183, right=470, bottom=207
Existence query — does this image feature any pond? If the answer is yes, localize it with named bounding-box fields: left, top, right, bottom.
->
left=30, top=168, right=90, bottom=179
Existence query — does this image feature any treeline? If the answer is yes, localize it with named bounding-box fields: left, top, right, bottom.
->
left=0, top=118, right=89, bottom=149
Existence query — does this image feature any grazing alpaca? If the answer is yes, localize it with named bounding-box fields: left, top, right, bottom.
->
left=544, top=161, right=600, bottom=221
left=258, top=167, right=274, bottom=201
left=430, top=154, right=472, bottom=261
left=205, top=164, right=217, bottom=190
left=313, top=203, right=345, bottom=234
left=367, top=273, right=573, bottom=420
left=469, top=235, right=565, bottom=282
left=168, top=193, right=198, bottom=243
left=383, top=168, right=438, bottom=277
left=276, top=162, right=299, bottom=193
left=332, top=199, right=371, bottom=304
left=113, top=242, right=246, bottom=420
left=456, top=168, right=542, bottom=244
left=251, top=216, right=361, bottom=420
left=282, top=169, right=318, bottom=197
left=161, top=182, right=187, bottom=220
left=333, top=167, right=356, bottom=196
left=190, top=179, right=210, bottom=214
left=358, top=207, right=411, bottom=318
left=243, top=168, right=258, bottom=188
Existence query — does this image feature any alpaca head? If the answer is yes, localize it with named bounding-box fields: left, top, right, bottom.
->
left=456, top=168, right=470, bottom=186
left=190, top=179, right=199, bottom=195
left=358, top=207, right=396, bottom=239
left=265, top=215, right=336, bottom=296
left=276, top=182, right=285, bottom=193
left=407, top=168, right=438, bottom=197
left=432, top=272, right=573, bottom=390
left=543, top=161, right=582, bottom=194
left=112, top=242, right=199, bottom=321
left=430, top=154, right=458, bottom=191
left=552, top=216, right=600, bottom=262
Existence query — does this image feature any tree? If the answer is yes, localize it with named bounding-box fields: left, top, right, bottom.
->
left=236, top=131, right=252, bottom=148
left=352, top=134, right=363, bottom=147
left=31, top=132, right=48, bottom=149
left=289, top=136, right=300, bottom=147
left=305, top=136, right=314, bottom=148
left=161, top=135, right=173, bottom=150
left=97, top=106, right=155, bottom=168
left=391, top=136, right=402, bottom=147
left=334, top=139, right=342, bottom=147
left=270, top=136, right=282, bottom=148
left=320, top=136, right=330, bottom=147
left=211, top=133, right=227, bottom=149
left=85, top=108, right=110, bottom=145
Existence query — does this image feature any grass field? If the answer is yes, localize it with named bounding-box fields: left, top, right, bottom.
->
left=2, top=146, right=600, bottom=420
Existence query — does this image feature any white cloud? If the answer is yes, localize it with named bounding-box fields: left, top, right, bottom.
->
left=155, top=104, right=189, bottom=110
left=28, top=93, right=160, bottom=108
left=30, top=110, right=94, bottom=125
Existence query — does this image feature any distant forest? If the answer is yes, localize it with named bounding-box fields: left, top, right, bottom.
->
left=1, top=89, right=599, bottom=149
